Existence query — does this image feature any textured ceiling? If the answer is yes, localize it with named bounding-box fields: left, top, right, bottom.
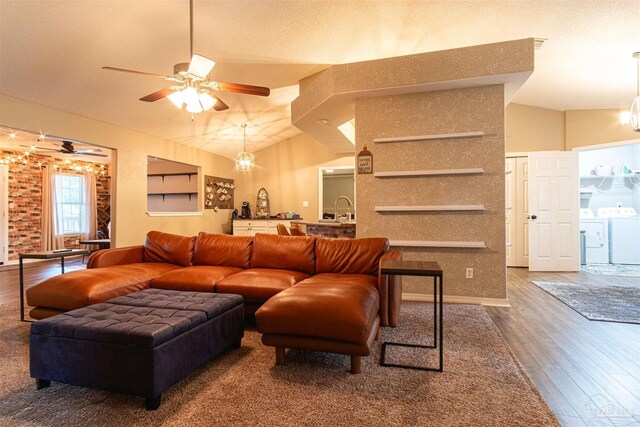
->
left=1, top=1, right=639, bottom=158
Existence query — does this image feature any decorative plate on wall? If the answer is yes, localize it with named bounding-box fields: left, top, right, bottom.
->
left=204, top=175, right=234, bottom=210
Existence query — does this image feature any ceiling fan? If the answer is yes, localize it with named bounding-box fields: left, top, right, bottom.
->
left=23, top=141, right=108, bottom=157
left=101, top=0, right=270, bottom=113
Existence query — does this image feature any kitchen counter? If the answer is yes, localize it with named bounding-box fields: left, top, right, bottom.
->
left=291, top=220, right=355, bottom=228
left=291, top=220, right=356, bottom=239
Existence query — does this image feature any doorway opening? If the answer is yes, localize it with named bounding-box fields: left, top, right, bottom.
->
left=578, top=140, right=640, bottom=276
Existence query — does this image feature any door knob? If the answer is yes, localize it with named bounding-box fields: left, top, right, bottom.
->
left=531, top=215, right=537, bottom=220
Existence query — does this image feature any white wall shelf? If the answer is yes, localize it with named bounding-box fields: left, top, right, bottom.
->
left=374, top=168, right=484, bottom=178
left=389, top=240, right=487, bottom=249
left=374, top=131, right=484, bottom=144
left=375, top=205, right=485, bottom=212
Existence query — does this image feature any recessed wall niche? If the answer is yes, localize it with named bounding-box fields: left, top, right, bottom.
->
left=147, top=157, right=199, bottom=213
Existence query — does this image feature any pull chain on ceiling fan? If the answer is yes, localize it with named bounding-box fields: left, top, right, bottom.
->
left=102, top=0, right=270, bottom=114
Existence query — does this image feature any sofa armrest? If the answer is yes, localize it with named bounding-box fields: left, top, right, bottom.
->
left=378, top=249, right=402, bottom=327
left=87, top=245, right=144, bottom=269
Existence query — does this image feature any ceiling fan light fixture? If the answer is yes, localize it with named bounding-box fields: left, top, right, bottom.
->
left=198, top=92, right=217, bottom=111
left=630, top=52, right=640, bottom=133
left=188, top=54, right=216, bottom=80
left=167, top=91, right=184, bottom=108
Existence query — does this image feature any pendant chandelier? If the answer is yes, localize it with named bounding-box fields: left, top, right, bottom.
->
left=235, top=124, right=255, bottom=171
left=630, top=52, right=640, bottom=132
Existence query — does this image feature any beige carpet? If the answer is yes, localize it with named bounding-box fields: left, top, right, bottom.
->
left=0, top=301, right=558, bottom=426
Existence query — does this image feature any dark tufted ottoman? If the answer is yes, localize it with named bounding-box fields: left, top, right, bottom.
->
left=29, top=289, right=244, bottom=409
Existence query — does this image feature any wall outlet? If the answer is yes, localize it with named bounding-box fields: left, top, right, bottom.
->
left=74, top=239, right=79, bottom=245
left=465, top=268, right=473, bottom=279
left=302, top=200, right=309, bottom=207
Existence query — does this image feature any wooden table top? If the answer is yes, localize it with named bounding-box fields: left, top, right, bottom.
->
left=19, top=249, right=89, bottom=260
left=381, top=259, right=443, bottom=276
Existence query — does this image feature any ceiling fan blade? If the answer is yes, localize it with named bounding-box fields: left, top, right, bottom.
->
left=102, top=66, right=169, bottom=79
left=216, top=81, right=270, bottom=97
left=81, top=152, right=109, bottom=158
left=211, top=95, right=229, bottom=111
left=20, top=144, right=56, bottom=152
left=187, top=54, right=216, bottom=79
left=139, top=87, right=177, bottom=102
left=75, top=149, right=103, bottom=154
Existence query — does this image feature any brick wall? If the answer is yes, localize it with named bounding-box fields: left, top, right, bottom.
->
left=3, top=150, right=110, bottom=260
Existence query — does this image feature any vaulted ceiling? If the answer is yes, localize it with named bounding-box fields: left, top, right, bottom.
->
left=1, top=1, right=638, bottom=158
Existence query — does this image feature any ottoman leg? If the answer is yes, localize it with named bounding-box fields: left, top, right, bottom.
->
left=351, top=356, right=362, bottom=374
left=36, top=379, right=50, bottom=390
left=275, top=347, right=286, bottom=365
left=376, top=327, right=382, bottom=342
left=145, top=394, right=162, bottom=411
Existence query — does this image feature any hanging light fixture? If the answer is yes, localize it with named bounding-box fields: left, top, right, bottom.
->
left=235, top=124, right=255, bottom=171
left=630, top=52, right=640, bottom=133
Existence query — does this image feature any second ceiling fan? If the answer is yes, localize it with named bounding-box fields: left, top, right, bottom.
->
left=102, top=0, right=270, bottom=113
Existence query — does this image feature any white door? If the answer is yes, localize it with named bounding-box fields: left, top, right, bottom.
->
left=515, top=157, right=529, bottom=267
left=528, top=151, right=580, bottom=271
left=0, top=165, right=7, bottom=265
left=505, top=158, right=516, bottom=266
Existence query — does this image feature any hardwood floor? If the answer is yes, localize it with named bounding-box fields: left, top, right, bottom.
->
left=487, top=268, right=640, bottom=427
left=1, top=261, right=638, bottom=425
left=0, top=257, right=85, bottom=308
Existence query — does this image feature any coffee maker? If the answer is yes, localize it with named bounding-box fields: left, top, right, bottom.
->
left=240, top=201, right=251, bottom=219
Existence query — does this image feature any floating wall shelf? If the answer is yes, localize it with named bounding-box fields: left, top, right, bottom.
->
left=373, top=131, right=484, bottom=144
left=375, top=205, right=485, bottom=212
left=374, top=168, right=484, bottom=178
left=389, top=240, right=487, bottom=249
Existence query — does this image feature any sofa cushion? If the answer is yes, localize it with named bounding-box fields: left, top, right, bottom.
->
left=216, top=268, right=309, bottom=303
left=26, top=263, right=180, bottom=311
left=150, top=265, right=243, bottom=292
left=256, top=281, right=380, bottom=346
left=297, top=273, right=378, bottom=288
left=250, top=233, right=316, bottom=275
left=193, top=232, right=252, bottom=268
left=315, top=238, right=389, bottom=276
left=142, top=231, right=196, bottom=267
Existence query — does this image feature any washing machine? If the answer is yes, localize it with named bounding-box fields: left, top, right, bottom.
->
left=579, top=209, right=609, bottom=264
left=597, top=207, right=640, bottom=265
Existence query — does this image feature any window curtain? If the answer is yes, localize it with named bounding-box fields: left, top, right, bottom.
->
left=83, top=171, right=98, bottom=240
left=41, top=166, right=61, bottom=250
left=41, top=168, right=98, bottom=251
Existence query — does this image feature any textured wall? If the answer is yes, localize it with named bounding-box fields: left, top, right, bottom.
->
left=356, top=86, right=506, bottom=299
left=2, top=150, right=110, bottom=260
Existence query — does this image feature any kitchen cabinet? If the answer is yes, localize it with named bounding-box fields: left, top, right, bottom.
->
left=232, top=219, right=291, bottom=236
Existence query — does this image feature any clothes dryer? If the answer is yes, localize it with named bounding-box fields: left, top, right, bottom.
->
left=579, top=209, right=609, bottom=264
left=597, top=207, right=640, bottom=264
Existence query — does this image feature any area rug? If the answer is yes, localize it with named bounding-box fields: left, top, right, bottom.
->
left=532, top=281, right=640, bottom=324
left=0, top=301, right=557, bottom=427
left=581, top=263, right=640, bottom=277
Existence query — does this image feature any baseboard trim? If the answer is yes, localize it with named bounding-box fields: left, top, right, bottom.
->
left=402, top=292, right=511, bottom=307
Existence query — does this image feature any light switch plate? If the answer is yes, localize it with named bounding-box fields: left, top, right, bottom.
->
left=302, top=200, right=309, bottom=207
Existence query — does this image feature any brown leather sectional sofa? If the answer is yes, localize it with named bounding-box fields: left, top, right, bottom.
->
left=26, top=230, right=402, bottom=373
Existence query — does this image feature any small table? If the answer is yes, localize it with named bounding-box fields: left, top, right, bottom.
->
left=79, top=239, right=110, bottom=262
left=19, top=249, right=89, bottom=322
left=380, top=260, right=444, bottom=372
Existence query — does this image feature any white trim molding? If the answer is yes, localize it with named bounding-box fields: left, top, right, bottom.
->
left=146, top=211, right=204, bottom=217
left=374, top=131, right=485, bottom=143
left=403, top=292, right=510, bottom=307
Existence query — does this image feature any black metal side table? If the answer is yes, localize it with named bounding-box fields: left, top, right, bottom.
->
left=380, top=259, right=444, bottom=372
left=19, top=249, right=88, bottom=321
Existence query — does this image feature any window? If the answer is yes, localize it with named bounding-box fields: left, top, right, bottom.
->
left=54, top=174, right=88, bottom=235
